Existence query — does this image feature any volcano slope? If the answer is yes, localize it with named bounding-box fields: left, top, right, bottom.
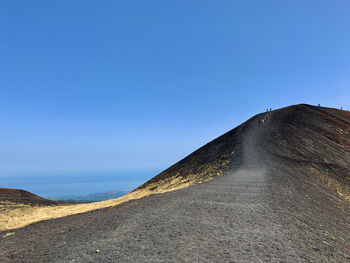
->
left=1, top=104, right=350, bottom=263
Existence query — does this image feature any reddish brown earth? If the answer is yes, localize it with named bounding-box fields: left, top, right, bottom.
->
left=1, top=104, right=349, bottom=263
left=0, top=188, right=41, bottom=199
left=0, top=188, right=67, bottom=206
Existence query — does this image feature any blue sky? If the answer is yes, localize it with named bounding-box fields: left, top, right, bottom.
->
left=1, top=1, right=350, bottom=176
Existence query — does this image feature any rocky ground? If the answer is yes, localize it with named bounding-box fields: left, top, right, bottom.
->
left=1, top=104, right=350, bottom=262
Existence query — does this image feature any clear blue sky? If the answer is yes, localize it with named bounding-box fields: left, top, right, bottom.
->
left=1, top=1, right=349, bottom=176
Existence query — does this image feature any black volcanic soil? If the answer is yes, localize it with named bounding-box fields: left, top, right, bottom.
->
left=1, top=104, right=350, bottom=262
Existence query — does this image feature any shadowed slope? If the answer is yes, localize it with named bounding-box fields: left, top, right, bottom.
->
left=135, top=118, right=244, bottom=192
left=263, top=104, right=350, bottom=200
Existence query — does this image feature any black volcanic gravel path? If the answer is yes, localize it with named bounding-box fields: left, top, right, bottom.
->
left=1, top=106, right=350, bottom=262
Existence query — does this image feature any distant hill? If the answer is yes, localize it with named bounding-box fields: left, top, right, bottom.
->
left=0, top=188, right=63, bottom=205
left=0, top=188, right=43, bottom=200
left=47, top=190, right=129, bottom=203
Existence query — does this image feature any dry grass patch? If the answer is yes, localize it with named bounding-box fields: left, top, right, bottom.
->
left=309, top=167, right=350, bottom=202
left=2, top=232, right=14, bottom=238
left=0, top=162, right=229, bottom=232
left=0, top=189, right=150, bottom=232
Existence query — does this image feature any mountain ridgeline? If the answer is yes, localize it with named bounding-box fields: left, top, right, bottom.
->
left=138, top=104, right=350, bottom=201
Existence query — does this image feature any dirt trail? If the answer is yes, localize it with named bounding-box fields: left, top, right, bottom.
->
left=1, top=106, right=350, bottom=262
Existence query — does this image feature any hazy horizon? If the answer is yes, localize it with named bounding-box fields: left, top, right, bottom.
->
left=1, top=168, right=159, bottom=197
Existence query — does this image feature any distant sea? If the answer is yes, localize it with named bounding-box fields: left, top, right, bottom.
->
left=0, top=169, right=159, bottom=198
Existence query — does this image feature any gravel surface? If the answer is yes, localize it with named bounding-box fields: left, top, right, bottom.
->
left=1, top=104, right=350, bottom=262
